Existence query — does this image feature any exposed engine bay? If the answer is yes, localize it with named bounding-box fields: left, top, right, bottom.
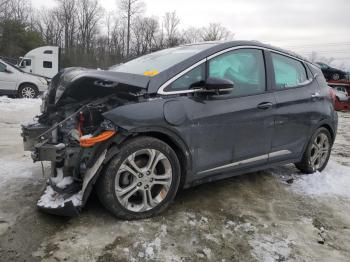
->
left=21, top=68, right=149, bottom=216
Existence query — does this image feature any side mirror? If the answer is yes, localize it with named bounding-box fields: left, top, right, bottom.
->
left=204, top=77, right=234, bottom=94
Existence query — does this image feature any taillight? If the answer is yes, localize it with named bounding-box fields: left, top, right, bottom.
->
left=328, top=87, right=336, bottom=106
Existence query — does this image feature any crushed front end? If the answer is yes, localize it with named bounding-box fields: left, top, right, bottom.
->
left=21, top=68, right=148, bottom=216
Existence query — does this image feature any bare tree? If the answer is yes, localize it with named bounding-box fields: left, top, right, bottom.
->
left=0, top=0, right=10, bottom=20
left=37, top=8, right=63, bottom=46
left=77, top=0, right=102, bottom=53
left=132, top=16, right=158, bottom=55
left=183, top=26, right=202, bottom=44
left=201, top=23, right=232, bottom=41
left=118, top=0, right=144, bottom=58
left=0, top=0, right=32, bottom=22
left=55, top=0, right=77, bottom=50
left=163, top=11, right=180, bottom=47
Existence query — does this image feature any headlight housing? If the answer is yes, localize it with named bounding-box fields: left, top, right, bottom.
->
left=38, top=77, right=48, bottom=85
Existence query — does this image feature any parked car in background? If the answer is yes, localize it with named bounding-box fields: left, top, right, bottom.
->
left=331, top=85, right=349, bottom=102
left=22, top=41, right=338, bottom=219
left=316, top=62, right=347, bottom=81
left=0, top=59, right=48, bottom=98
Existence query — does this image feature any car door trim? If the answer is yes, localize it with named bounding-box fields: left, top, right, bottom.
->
left=157, top=45, right=311, bottom=95
left=197, top=150, right=292, bottom=175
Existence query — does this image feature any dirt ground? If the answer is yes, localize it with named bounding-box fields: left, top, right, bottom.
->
left=0, top=97, right=350, bottom=262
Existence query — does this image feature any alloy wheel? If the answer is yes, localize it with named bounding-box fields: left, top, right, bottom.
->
left=332, top=73, right=340, bottom=81
left=114, top=149, right=172, bottom=212
left=21, top=86, right=36, bottom=98
left=309, top=133, right=330, bottom=171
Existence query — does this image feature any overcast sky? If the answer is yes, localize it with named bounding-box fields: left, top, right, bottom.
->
left=32, top=0, right=350, bottom=69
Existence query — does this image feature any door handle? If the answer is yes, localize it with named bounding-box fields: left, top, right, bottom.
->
left=311, top=92, right=321, bottom=98
left=257, top=102, right=273, bottom=110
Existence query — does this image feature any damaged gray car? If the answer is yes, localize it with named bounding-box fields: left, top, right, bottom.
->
left=22, top=41, right=338, bottom=219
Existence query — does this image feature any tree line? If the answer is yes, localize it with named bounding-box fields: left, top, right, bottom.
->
left=0, top=0, right=234, bottom=68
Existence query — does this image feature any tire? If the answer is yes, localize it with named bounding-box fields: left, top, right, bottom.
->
left=18, top=84, right=39, bottom=98
left=96, top=136, right=181, bottom=220
left=332, top=73, right=340, bottom=81
left=295, top=127, right=332, bottom=174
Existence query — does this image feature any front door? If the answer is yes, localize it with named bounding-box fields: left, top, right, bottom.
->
left=164, top=48, right=275, bottom=176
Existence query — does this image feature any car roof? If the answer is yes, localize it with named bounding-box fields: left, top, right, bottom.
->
left=181, top=40, right=313, bottom=64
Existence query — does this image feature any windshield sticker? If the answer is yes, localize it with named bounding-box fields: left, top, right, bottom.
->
left=143, top=70, right=159, bottom=77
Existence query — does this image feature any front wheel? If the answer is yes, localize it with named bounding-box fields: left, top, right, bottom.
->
left=97, top=137, right=181, bottom=220
left=18, top=84, right=39, bottom=98
left=295, top=128, right=332, bottom=174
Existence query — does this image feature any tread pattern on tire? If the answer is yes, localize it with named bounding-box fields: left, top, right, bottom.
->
left=295, top=127, right=332, bottom=174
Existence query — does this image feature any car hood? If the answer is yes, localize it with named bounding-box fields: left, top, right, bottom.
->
left=48, top=67, right=150, bottom=106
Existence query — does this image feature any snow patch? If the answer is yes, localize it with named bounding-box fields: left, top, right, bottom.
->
left=37, top=186, right=82, bottom=208
left=203, top=247, right=212, bottom=259
left=0, top=157, right=38, bottom=187
left=56, top=176, right=74, bottom=189
left=0, top=96, right=41, bottom=124
left=291, top=161, right=350, bottom=198
left=249, top=235, right=292, bottom=262
left=272, top=160, right=350, bottom=199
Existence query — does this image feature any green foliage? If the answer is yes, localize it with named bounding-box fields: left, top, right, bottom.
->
left=0, top=19, right=44, bottom=58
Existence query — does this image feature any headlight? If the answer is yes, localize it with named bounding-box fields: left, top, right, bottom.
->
left=38, top=77, right=48, bottom=85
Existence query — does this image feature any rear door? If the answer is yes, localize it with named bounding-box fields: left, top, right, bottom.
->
left=268, top=52, right=320, bottom=161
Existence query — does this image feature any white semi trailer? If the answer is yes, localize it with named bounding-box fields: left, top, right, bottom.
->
left=18, top=46, right=60, bottom=79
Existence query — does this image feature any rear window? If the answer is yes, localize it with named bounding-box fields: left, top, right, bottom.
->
left=111, top=43, right=217, bottom=76
left=271, top=53, right=307, bottom=89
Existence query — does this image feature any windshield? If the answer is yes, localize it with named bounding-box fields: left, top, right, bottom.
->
left=110, top=43, right=218, bottom=75
left=7, top=62, right=24, bottom=73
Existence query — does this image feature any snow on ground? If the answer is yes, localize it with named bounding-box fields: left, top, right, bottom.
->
left=292, top=160, right=350, bottom=198
left=272, top=160, right=350, bottom=199
left=0, top=156, right=40, bottom=188
left=0, top=97, right=42, bottom=187
left=0, top=96, right=41, bottom=124
left=1, top=97, right=350, bottom=261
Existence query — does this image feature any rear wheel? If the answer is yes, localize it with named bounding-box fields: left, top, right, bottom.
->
left=332, top=73, right=340, bottom=81
left=18, top=84, right=38, bottom=98
left=97, top=137, right=181, bottom=220
left=295, top=128, right=332, bottom=174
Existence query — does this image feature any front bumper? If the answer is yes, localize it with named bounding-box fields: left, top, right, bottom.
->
left=22, top=121, right=108, bottom=216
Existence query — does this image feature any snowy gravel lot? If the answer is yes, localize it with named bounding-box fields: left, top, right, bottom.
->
left=0, top=97, right=350, bottom=261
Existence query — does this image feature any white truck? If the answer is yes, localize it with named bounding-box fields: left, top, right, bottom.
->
left=0, top=59, right=48, bottom=98
left=18, top=46, right=60, bottom=79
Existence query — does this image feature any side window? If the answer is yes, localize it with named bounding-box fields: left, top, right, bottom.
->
left=25, top=59, right=31, bottom=66
left=0, top=62, right=6, bottom=72
left=208, top=49, right=266, bottom=97
left=43, top=61, right=52, bottom=68
left=271, top=53, right=307, bottom=89
left=164, top=63, right=205, bottom=92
